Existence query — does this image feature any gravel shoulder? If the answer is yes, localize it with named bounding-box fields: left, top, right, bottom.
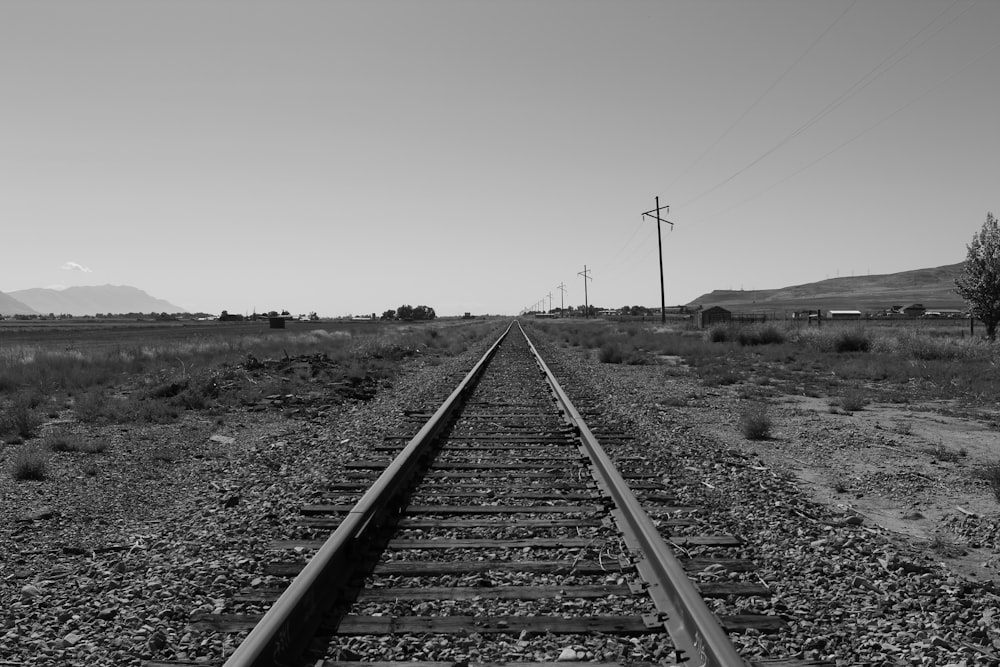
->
left=1, top=349, right=473, bottom=667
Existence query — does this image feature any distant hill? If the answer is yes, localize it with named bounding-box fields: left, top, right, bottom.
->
left=7, top=285, right=186, bottom=317
left=686, top=263, right=966, bottom=313
left=0, top=292, right=38, bottom=316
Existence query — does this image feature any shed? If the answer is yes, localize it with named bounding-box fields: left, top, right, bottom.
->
left=696, top=306, right=731, bottom=328
left=828, top=310, right=862, bottom=320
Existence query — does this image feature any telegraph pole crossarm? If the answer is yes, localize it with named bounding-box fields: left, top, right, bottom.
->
left=641, top=196, right=675, bottom=324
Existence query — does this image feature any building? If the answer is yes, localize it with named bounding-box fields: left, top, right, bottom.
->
left=695, top=306, right=731, bottom=328
left=828, top=310, right=862, bottom=320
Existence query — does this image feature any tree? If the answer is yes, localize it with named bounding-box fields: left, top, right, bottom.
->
left=381, top=309, right=396, bottom=320
left=956, top=212, right=1000, bottom=339
left=412, top=305, right=436, bottom=320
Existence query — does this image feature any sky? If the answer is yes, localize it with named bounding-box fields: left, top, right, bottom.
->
left=2, top=0, right=998, bottom=317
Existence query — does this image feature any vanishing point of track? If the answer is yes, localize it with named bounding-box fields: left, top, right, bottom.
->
left=164, top=321, right=830, bottom=667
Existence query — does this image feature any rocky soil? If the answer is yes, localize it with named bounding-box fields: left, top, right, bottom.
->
left=3, top=323, right=1000, bottom=666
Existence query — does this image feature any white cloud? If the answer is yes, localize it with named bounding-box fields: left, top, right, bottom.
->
left=61, top=261, right=92, bottom=273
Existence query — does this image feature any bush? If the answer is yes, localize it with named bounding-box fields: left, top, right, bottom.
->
left=979, top=463, right=1000, bottom=503
left=598, top=343, right=625, bottom=364
left=1, top=393, right=44, bottom=439
left=708, top=326, right=730, bottom=343
left=46, top=430, right=108, bottom=454
left=738, top=403, right=772, bottom=440
left=839, top=388, right=867, bottom=412
left=834, top=330, right=871, bottom=353
left=737, top=325, right=786, bottom=347
left=11, top=446, right=47, bottom=480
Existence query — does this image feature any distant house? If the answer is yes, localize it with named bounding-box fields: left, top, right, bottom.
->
left=695, top=306, right=731, bottom=328
left=828, top=310, right=862, bottom=320
left=901, top=303, right=926, bottom=318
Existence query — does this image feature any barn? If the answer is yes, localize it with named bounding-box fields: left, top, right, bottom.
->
left=695, top=306, right=732, bottom=328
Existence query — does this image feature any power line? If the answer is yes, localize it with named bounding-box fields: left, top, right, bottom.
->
left=677, top=0, right=970, bottom=211
left=690, top=23, right=1000, bottom=225
left=663, top=0, right=859, bottom=198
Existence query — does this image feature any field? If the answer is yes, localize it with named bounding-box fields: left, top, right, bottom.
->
left=3, top=315, right=1000, bottom=664
left=528, top=317, right=1000, bottom=581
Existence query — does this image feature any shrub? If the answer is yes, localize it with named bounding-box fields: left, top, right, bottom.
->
left=46, top=430, right=108, bottom=454
left=839, top=389, right=867, bottom=412
left=708, top=326, right=730, bottom=343
left=1, top=393, right=44, bottom=439
left=73, top=390, right=113, bottom=424
left=737, top=325, right=786, bottom=347
left=834, top=330, right=871, bottom=353
left=978, top=463, right=1000, bottom=503
left=11, top=446, right=47, bottom=480
left=598, top=343, right=624, bottom=364
left=738, top=403, right=772, bottom=440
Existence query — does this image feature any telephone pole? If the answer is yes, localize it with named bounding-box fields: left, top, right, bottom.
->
left=557, top=282, right=567, bottom=315
left=578, top=265, right=593, bottom=318
left=642, top=196, right=674, bottom=324
left=547, top=292, right=553, bottom=313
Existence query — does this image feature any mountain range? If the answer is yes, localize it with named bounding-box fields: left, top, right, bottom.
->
left=0, top=285, right=186, bottom=317
left=686, top=262, right=966, bottom=313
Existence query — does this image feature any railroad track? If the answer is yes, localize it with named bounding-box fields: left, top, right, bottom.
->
left=157, top=321, right=831, bottom=667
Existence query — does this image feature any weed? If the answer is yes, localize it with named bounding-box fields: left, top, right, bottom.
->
left=149, top=444, right=180, bottom=462
left=658, top=396, right=688, bottom=408
left=977, top=463, right=1000, bottom=503
left=929, top=444, right=959, bottom=462
left=132, top=399, right=181, bottom=424
left=708, top=326, right=731, bottom=343
left=831, top=477, right=848, bottom=493
left=891, top=420, right=913, bottom=435
left=834, top=330, right=871, bottom=353
left=46, top=430, right=108, bottom=454
left=11, top=446, right=47, bottom=480
left=73, top=390, right=113, bottom=424
left=736, top=325, right=786, bottom=347
left=598, top=343, right=624, bottom=364
left=839, top=389, right=867, bottom=412
left=1, top=393, right=44, bottom=439
left=738, top=403, right=772, bottom=440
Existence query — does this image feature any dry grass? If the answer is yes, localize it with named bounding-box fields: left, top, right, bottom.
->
left=10, top=445, right=48, bottom=480
left=738, top=403, right=772, bottom=440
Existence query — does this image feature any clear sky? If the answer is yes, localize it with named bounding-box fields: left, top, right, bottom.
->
left=3, top=0, right=997, bottom=317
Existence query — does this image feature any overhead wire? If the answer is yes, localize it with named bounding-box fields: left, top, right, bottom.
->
left=662, top=0, right=859, bottom=198
left=690, top=23, right=1000, bottom=225
left=676, top=0, right=971, bottom=211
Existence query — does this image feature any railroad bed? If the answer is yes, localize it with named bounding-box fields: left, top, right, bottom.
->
left=154, top=322, right=831, bottom=667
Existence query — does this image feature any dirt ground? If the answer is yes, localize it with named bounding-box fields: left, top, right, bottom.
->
left=706, top=392, right=1000, bottom=585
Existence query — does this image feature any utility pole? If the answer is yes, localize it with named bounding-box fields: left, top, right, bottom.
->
left=642, top=196, right=674, bottom=324
left=578, top=265, right=593, bottom=318
left=557, top=282, right=567, bottom=315
left=547, top=292, right=553, bottom=313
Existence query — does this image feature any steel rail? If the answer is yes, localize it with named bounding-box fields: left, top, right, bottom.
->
left=518, top=321, right=751, bottom=667
left=222, top=322, right=514, bottom=667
